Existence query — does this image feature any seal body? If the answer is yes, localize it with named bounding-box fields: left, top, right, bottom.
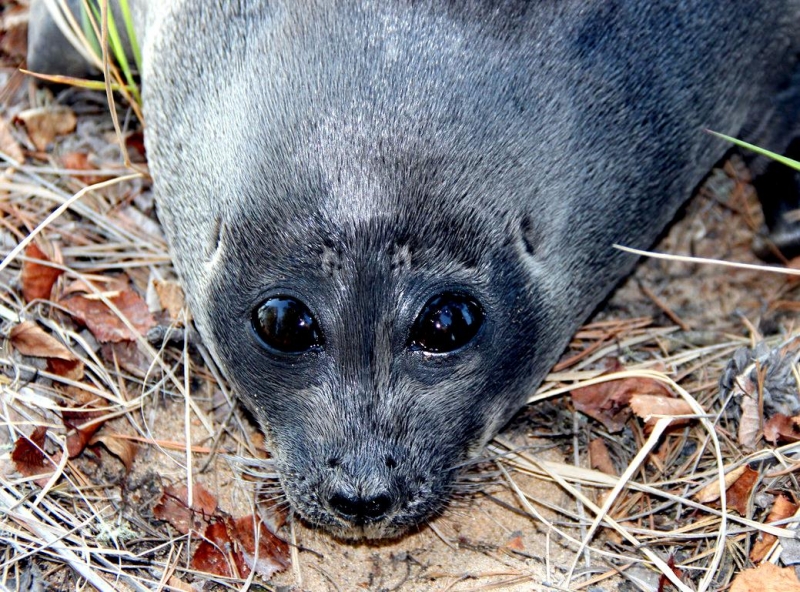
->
left=29, top=1, right=800, bottom=539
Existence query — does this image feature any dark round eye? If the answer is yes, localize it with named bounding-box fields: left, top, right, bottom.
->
left=252, top=296, right=323, bottom=353
left=408, top=292, right=483, bottom=354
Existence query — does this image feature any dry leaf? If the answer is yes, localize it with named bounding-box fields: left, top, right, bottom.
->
left=190, top=515, right=290, bottom=579
left=571, top=376, right=671, bottom=433
left=21, top=242, right=63, bottom=303
left=730, top=562, right=800, bottom=592
left=46, top=357, right=85, bottom=381
left=153, top=279, right=186, bottom=321
left=764, top=414, right=800, bottom=445
left=191, top=519, right=243, bottom=578
left=11, top=426, right=57, bottom=486
left=726, top=466, right=760, bottom=515
left=738, top=394, right=761, bottom=449
left=0, top=6, right=29, bottom=60
left=504, top=533, right=525, bottom=552
left=61, top=390, right=105, bottom=458
left=16, top=106, right=77, bottom=151
left=10, top=321, right=75, bottom=361
left=61, top=288, right=156, bottom=343
left=90, top=434, right=138, bottom=472
left=0, top=116, right=23, bottom=162
left=154, top=483, right=218, bottom=535
left=750, top=495, right=800, bottom=562
left=232, top=515, right=290, bottom=579
left=60, top=152, right=109, bottom=185
left=589, top=438, right=616, bottom=475
left=629, top=394, right=693, bottom=428
left=695, top=465, right=748, bottom=504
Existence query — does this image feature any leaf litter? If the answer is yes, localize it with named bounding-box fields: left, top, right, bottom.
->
left=1, top=7, right=800, bottom=592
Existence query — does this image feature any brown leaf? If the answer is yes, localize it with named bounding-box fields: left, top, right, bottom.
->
left=504, top=533, right=525, bottom=552
left=191, top=519, right=244, bottom=579
left=154, top=483, right=218, bottom=535
left=46, top=357, right=85, bottom=381
left=60, top=152, right=109, bottom=185
left=0, top=115, right=23, bottom=162
left=738, top=394, right=761, bottom=449
left=100, top=341, right=150, bottom=376
left=61, top=397, right=105, bottom=459
left=0, top=6, right=29, bottom=60
left=153, top=279, right=186, bottom=321
left=571, top=376, right=671, bottom=433
left=10, top=321, right=75, bottom=361
left=11, top=426, right=57, bottom=486
left=750, top=495, right=800, bottom=562
left=21, top=242, right=63, bottom=303
left=695, top=465, right=748, bottom=504
left=61, top=288, right=156, bottom=343
left=232, top=515, right=290, bottom=579
left=629, top=394, right=694, bottom=428
left=730, top=562, right=800, bottom=592
left=15, top=106, right=77, bottom=151
left=764, top=414, right=800, bottom=445
left=726, top=466, right=760, bottom=515
left=589, top=438, right=617, bottom=475
left=90, top=434, right=138, bottom=472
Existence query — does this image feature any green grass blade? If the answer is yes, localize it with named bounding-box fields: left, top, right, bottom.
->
left=117, top=0, right=141, bottom=72
left=708, top=130, right=800, bottom=171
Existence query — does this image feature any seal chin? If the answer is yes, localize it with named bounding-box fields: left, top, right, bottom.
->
left=326, top=521, right=406, bottom=541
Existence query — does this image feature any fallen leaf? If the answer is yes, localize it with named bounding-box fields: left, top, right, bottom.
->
left=0, top=116, right=23, bottom=162
left=90, top=434, right=138, bottom=472
left=571, top=376, right=672, bottom=433
left=750, top=495, right=800, bottom=562
left=153, top=279, right=186, bottom=321
left=232, top=515, right=290, bottom=579
left=764, top=414, right=800, bottom=445
left=738, top=394, right=761, bottom=449
left=60, top=152, right=109, bottom=185
left=11, top=426, right=57, bottom=486
left=589, top=438, right=616, bottom=475
left=191, top=519, right=244, bottom=578
left=21, top=242, right=63, bottom=303
left=61, top=288, right=156, bottom=343
left=504, top=533, right=525, bottom=552
left=629, top=394, right=694, bottom=428
left=695, top=465, right=748, bottom=504
left=15, top=106, right=77, bottom=151
left=10, top=321, right=75, bottom=361
left=0, top=6, right=29, bottom=60
left=730, top=562, right=800, bottom=592
left=726, top=466, right=760, bottom=515
left=154, top=483, right=218, bottom=535
left=46, top=357, right=85, bottom=381
left=62, top=412, right=103, bottom=457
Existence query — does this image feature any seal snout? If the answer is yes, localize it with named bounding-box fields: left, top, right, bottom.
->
left=328, top=491, right=393, bottom=524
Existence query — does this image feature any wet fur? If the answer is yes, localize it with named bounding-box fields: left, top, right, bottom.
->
left=30, top=0, right=800, bottom=538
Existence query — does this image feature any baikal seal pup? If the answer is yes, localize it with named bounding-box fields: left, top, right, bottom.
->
left=28, top=1, right=800, bottom=539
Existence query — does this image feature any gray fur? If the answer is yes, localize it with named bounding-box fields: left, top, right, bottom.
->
left=29, top=0, right=800, bottom=539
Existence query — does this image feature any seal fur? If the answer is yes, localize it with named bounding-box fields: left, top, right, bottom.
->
left=29, top=0, right=800, bottom=539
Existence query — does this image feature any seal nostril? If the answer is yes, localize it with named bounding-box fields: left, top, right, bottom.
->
left=326, top=457, right=340, bottom=469
left=385, top=455, right=397, bottom=469
left=329, top=492, right=392, bottom=522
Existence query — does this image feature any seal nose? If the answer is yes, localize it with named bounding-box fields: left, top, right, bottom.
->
left=329, top=492, right=392, bottom=523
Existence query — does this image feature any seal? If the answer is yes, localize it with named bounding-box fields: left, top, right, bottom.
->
left=28, top=0, right=800, bottom=539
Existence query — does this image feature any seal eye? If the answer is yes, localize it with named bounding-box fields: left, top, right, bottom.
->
left=252, top=296, right=323, bottom=353
left=409, top=292, right=483, bottom=354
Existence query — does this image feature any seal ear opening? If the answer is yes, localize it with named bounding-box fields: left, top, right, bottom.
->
left=518, top=214, right=540, bottom=258
left=206, top=215, right=226, bottom=268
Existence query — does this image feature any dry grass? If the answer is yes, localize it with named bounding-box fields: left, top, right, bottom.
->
left=1, top=7, right=800, bottom=591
